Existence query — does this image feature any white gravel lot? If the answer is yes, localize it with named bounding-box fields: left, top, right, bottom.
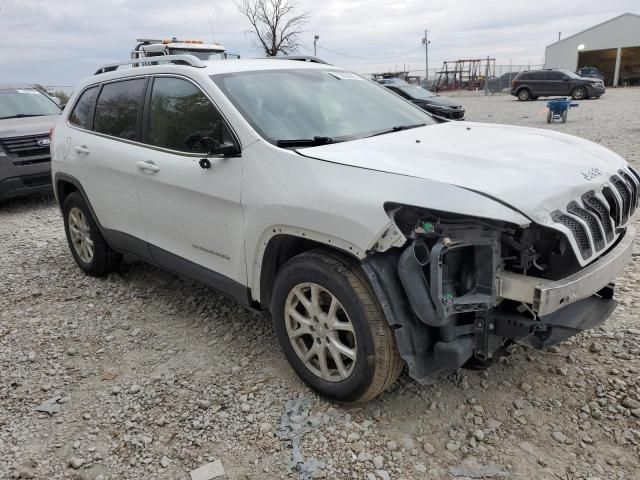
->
left=1, top=88, right=640, bottom=480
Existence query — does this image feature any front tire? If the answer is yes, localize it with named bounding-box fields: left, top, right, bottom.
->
left=62, top=192, right=122, bottom=276
left=271, top=251, right=403, bottom=403
left=571, top=87, right=587, bottom=100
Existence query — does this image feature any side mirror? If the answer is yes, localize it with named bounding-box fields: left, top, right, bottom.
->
left=201, top=136, right=240, bottom=156
left=185, top=134, right=240, bottom=156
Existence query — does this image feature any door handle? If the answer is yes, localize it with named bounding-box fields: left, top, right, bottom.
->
left=74, top=145, right=90, bottom=155
left=136, top=161, right=160, bottom=173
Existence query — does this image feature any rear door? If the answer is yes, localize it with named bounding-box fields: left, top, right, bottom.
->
left=527, top=71, right=546, bottom=95
left=67, top=78, right=147, bottom=242
left=134, top=75, right=246, bottom=288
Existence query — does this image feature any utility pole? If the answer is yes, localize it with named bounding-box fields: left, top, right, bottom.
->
left=484, top=55, right=490, bottom=96
left=314, top=35, right=319, bottom=56
left=422, top=29, right=430, bottom=85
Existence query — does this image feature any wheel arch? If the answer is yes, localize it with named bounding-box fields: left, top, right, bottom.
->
left=54, top=173, right=107, bottom=235
left=256, top=229, right=363, bottom=310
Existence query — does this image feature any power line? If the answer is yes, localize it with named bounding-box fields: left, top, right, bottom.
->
left=315, top=44, right=423, bottom=61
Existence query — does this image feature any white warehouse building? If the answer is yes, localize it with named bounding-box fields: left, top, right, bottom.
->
left=544, top=13, right=640, bottom=86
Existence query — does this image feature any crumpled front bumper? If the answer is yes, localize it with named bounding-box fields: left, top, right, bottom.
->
left=496, top=226, right=635, bottom=316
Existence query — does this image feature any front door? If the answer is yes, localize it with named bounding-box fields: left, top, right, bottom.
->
left=133, top=76, right=246, bottom=288
left=546, top=71, right=570, bottom=96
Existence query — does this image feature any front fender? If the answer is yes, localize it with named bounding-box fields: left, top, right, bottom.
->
left=241, top=141, right=530, bottom=302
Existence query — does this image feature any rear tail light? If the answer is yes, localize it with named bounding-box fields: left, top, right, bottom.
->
left=512, top=79, right=517, bottom=86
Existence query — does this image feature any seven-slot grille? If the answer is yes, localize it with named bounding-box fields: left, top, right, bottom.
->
left=0, top=134, right=51, bottom=166
left=552, top=166, right=640, bottom=260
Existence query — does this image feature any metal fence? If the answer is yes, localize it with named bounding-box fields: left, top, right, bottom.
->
left=364, top=64, right=544, bottom=94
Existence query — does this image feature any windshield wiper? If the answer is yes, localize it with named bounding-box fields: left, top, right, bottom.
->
left=368, top=123, right=426, bottom=138
left=276, top=136, right=335, bottom=148
left=0, top=114, right=45, bottom=120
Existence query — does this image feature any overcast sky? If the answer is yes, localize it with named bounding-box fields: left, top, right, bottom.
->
left=0, top=0, right=637, bottom=88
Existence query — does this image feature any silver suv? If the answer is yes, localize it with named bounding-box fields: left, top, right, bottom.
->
left=0, top=83, right=61, bottom=200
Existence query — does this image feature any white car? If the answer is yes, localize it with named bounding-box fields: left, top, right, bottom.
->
left=51, top=55, right=637, bottom=403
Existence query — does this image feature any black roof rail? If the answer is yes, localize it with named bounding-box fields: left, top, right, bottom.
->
left=94, top=54, right=206, bottom=75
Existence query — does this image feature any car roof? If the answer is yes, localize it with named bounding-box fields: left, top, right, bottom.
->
left=76, top=58, right=347, bottom=96
left=202, top=58, right=342, bottom=75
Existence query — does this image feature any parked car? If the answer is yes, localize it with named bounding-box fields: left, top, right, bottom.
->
left=620, top=68, right=640, bottom=86
left=510, top=69, right=605, bottom=101
left=0, top=83, right=61, bottom=200
left=487, top=72, right=519, bottom=93
left=576, top=66, right=604, bottom=80
left=381, top=80, right=465, bottom=121
left=52, top=55, right=637, bottom=403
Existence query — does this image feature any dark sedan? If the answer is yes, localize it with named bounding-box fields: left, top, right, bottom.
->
left=381, top=81, right=465, bottom=121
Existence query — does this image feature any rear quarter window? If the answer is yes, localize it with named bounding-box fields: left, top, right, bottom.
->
left=93, top=78, right=146, bottom=141
left=68, top=86, right=99, bottom=129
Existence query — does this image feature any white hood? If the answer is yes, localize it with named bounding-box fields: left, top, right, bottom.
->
left=298, top=122, right=628, bottom=224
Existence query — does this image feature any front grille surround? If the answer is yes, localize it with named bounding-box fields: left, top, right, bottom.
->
left=567, top=201, right=605, bottom=252
left=552, top=167, right=638, bottom=263
left=0, top=134, right=51, bottom=166
left=582, top=192, right=614, bottom=243
left=611, top=175, right=632, bottom=224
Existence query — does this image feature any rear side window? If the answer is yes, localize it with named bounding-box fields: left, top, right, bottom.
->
left=93, top=79, right=146, bottom=140
left=546, top=71, right=565, bottom=80
left=146, top=77, right=231, bottom=153
left=68, top=86, right=99, bottom=129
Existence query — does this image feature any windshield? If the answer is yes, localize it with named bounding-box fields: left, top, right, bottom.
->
left=397, top=85, right=437, bottom=100
left=212, top=69, right=434, bottom=144
left=0, top=88, right=61, bottom=119
left=563, top=70, right=582, bottom=79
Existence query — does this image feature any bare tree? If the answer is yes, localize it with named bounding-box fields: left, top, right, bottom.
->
left=238, top=0, right=310, bottom=56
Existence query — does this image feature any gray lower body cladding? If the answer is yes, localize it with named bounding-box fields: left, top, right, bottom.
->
left=362, top=246, right=617, bottom=385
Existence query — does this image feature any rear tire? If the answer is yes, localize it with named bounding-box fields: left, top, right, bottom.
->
left=517, top=88, right=531, bottom=101
left=62, top=192, right=122, bottom=276
left=546, top=110, right=552, bottom=123
left=571, top=87, right=586, bottom=100
left=271, top=250, right=403, bottom=403
left=562, top=110, right=568, bottom=123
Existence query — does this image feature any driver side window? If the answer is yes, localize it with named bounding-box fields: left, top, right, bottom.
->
left=145, top=77, right=233, bottom=153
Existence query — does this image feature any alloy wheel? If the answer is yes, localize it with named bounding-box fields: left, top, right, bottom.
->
left=284, top=282, right=357, bottom=382
left=68, top=207, right=94, bottom=263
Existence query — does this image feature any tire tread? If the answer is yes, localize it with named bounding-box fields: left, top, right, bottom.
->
left=297, top=250, right=403, bottom=402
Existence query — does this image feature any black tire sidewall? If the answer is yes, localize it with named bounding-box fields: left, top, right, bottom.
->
left=271, top=255, right=377, bottom=402
left=62, top=192, right=104, bottom=275
left=572, top=87, right=586, bottom=100
left=518, top=89, right=530, bottom=101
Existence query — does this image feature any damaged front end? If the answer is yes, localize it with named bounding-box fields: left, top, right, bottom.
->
left=363, top=203, right=633, bottom=385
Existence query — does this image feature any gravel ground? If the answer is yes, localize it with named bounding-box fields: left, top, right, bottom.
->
left=1, top=88, right=640, bottom=480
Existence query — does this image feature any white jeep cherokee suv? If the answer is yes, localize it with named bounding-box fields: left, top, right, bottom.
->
left=52, top=55, right=637, bottom=403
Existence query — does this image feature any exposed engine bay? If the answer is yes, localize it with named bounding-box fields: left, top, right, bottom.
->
left=363, top=204, right=622, bottom=384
